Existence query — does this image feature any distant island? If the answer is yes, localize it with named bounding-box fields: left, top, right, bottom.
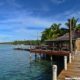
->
left=0, top=40, right=41, bottom=45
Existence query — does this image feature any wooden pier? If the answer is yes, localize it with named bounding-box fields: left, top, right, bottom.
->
left=30, top=49, right=69, bottom=56
left=58, top=52, right=80, bottom=80
left=14, top=47, right=80, bottom=80
left=30, top=49, right=80, bottom=80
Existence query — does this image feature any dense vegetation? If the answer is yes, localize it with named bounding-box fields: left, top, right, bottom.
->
left=12, top=40, right=41, bottom=45
left=41, top=17, right=80, bottom=42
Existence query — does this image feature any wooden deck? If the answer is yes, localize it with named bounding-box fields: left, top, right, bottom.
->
left=58, top=52, right=80, bottom=80
left=30, top=49, right=69, bottom=56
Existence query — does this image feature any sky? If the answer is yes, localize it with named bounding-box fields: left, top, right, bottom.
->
left=0, top=0, right=80, bottom=42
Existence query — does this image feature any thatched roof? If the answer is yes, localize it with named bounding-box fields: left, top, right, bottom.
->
left=46, top=30, right=80, bottom=42
left=57, top=30, right=80, bottom=41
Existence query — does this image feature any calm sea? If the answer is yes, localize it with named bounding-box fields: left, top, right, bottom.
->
left=0, top=44, right=52, bottom=80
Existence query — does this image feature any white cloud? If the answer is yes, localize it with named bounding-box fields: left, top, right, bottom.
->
left=51, top=0, right=66, bottom=4
left=0, top=13, right=53, bottom=29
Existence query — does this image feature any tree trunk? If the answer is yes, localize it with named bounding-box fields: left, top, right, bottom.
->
left=69, top=20, right=73, bottom=54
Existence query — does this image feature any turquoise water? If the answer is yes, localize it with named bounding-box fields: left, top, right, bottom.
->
left=0, top=44, right=52, bottom=80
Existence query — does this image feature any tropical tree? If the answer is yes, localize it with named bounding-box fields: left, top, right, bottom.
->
left=60, top=28, right=69, bottom=36
left=41, top=17, right=79, bottom=42
left=65, top=17, right=78, bottom=30
left=50, top=23, right=61, bottom=38
left=65, top=17, right=78, bottom=54
left=41, top=28, right=52, bottom=42
left=41, top=23, right=61, bottom=42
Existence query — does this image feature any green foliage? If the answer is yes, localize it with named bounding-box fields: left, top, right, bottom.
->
left=60, top=28, right=69, bottom=36
left=65, top=17, right=78, bottom=30
left=12, top=40, right=41, bottom=45
left=41, top=17, right=80, bottom=42
left=41, top=23, right=68, bottom=42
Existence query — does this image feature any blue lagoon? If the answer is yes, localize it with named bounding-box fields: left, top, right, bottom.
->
left=0, top=44, right=52, bottom=80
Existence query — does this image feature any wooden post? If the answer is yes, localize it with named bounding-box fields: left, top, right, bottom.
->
left=70, top=19, right=73, bottom=54
left=53, top=42, right=54, bottom=50
left=69, top=53, right=72, bottom=63
left=52, top=65, right=57, bottom=80
left=64, top=56, right=67, bottom=70
left=69, top=19, right=73, bottom=62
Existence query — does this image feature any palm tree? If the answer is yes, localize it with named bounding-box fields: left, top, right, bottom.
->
left=41, top=28, right=52, bottom=42
left=41, top=23, right=61, bottom=42
left=65, top=17, right=78, bottom=30
left=65, top=17, right=78, bottom=54
left=50, top=23, right=61, bottom=39
left=60, top=28, right=69, bottom=36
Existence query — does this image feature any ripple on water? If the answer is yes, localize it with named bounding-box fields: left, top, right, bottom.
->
left=0, top=45, right=52, bottom=80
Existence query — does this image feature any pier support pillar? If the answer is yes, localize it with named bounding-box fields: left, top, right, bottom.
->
left=30, top=53, right=32, bottom=58
left=52, top=65, right=57, bottom=80
left=51, top=56, right=53, bottom=65
left=51, top=56, right=53, bottom=61
left=38, top=54, right=41, bottom=60
left=35, top=53, right=37, bottom=60
left=64, top=56, right=67, bottom=70
left=69, top=53, right=72, bottom=63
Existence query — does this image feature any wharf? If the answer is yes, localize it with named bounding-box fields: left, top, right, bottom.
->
left=58, top=51, right=80, bottom=80
left=14, top=48, right=69, bottom=56
left=30, top=49, right=69, bottom=56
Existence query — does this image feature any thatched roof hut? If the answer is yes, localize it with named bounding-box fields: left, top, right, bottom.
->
left=45, top=30, right=80, bottom=51
left=56, top=30, right=80, bottom=41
